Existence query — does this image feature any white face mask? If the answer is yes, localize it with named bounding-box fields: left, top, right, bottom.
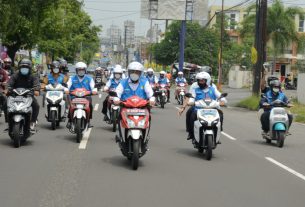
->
left=273, top=88, right=280, bottom=93
left=130, top=73, right=140, bottom=82
left=114, top=73, right=121, bottom=80
left=77, top=70, right=85, bottom=77
left=53, top=68, right=59, bottom=73
left=20, top=67, right=30, bottom=75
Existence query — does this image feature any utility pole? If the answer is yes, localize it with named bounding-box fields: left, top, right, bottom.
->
left=218, top=0, right=224, bottom=90
left=253, top=0, right=267, bottom=95
left=149, top=19, right=153, bottom=64
left=124, top=25, right=128, bottom=67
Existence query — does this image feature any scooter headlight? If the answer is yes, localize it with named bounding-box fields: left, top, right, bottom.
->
left=211, top=118, right=220, bottom=126
left=200, top=119, right=208, bottom=126
left=127, top=118, right=136, bottom=128
left=76, top=104, right=84, bottom=109
left=138, top=118, right=146, bottom=128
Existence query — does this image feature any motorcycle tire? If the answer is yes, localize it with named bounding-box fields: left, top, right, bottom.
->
left=51, top=111, right=57, bottom=130
left=131, top=139, right=140, bottom=170
left=56, top=121, right=60, bottom=127
left=205, top=135, right=213, bottom=160
left=13, top=122, right=21, bottom=148
left=277, top=131, right=285, bottom=148
left=266, top=138, right=271, bottom=143
left=76, top=119, right=82, bottom=143
left=160, top=96, right=165, bottom=109
left=179, top=95, right=184, bottom=105
left=112, top=111, right=118, bottom=132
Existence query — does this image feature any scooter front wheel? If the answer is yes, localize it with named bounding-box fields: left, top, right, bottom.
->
left=13, top=122, right=21, bottom=148
left=131, top=139, right=140, bottom=170
left=277, top=131, right=285, bottom=148
left=205, top=135, right=213, bottom=160
left=75, top=119, right=82, bottom=143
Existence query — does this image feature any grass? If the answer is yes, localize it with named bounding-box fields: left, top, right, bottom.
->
left=236, top=96, right=305, bottom=123
left=236, top=96, right=260, bottom=111
left=290, top=100, right=305, bottom=123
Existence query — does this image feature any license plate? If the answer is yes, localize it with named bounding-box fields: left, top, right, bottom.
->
left=14, top=96, right=24, bottom=102
left=126, top=109, right=146, bottom=115
left=49, top=91, right=61, bottom=96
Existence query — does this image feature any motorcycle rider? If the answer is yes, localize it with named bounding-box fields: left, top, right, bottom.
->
left=66, top=62, right=97, bottom=128
left=41, top=60, right=69, bottom=116
left=101, top=65, right=123, bottom=120
left=187, top=72, right=226, bottom=140
left=175, top=71, right=187, bottom=99
left=158, top=70, right=170, bottom=102
left=0, top=65, right=9, bottom=118
left=260, top=79, right=293, bottom=136
left=109, top=65, right=126, bottom=79
left=2, top=57, right=13, bottom=76
left=261, top=76, right=279, bottom=94
left=114, top=61, right=155, bottom=105
left=146, top=68, right=158, bottom=85
left=5, top=59, right=40, bottom=132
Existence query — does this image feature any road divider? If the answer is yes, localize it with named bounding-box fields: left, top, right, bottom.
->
left=265, top=157, right=305, bottom=181
left=221, top=132, right=237, bottom=140
left=79, top=128, right=92, bottom=149
left=94, top=104, right=99, bottom=111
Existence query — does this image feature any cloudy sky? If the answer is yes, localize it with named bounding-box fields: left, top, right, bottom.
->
left=82, top=0, right=305, bottom=37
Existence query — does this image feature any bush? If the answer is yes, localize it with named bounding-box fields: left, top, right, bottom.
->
left=236, top=96, right=260, bottom=111
left=290, top=100, right=305, bottom=123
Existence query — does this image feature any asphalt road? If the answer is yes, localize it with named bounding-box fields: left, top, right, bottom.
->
left=0, top=89, right=304, bottom=207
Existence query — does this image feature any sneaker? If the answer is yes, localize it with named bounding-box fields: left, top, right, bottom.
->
left=66, top=122, right=72, bottom=129
left=103, top=115, right=109, bottom=121
left=261, top=131, right=268, bottom=137
left=187, top=134, right=194, bottom=140
left=30, top=122, right=37, bottom=133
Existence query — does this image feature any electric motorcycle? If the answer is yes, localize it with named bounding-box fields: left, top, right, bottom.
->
left=176, top=83, right=186, bottom=105
left=155, top=84, right=168, bottom=109
left=105, top=89, right=120, bottom=132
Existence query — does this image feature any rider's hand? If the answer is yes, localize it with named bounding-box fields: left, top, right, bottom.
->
left=113, top=97, right=120, bottom=105
left=263, top=102, right=269, bottom=106
left=92, top=91, right=97, bottom=95
left=149, top=100, right=155, bottom=106
left=178, top=107, right=185, bottom=116
left=34, top=91, right=40, bottom=96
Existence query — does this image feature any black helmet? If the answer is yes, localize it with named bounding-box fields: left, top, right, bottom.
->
left=18, top=58, right=32, bottom=69
left=59, top=59, right=67, bottom=68
left=267, top=76, right=279, bottom=87
left=51, top=60, right=60, bottom=69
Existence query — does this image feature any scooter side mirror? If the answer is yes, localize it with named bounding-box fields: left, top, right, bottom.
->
left=221, top=93, right=228, bottom=98
left=185, top=93, right=193, bottom=98
left=109, top=91, right=117, bottom=97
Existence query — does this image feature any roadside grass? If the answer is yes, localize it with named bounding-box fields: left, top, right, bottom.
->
left=236, top=96, right=260, bottom=111
left=236, top=96, right=305, bottom=123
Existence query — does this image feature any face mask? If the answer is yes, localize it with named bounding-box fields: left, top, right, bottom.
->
left=130, top=73, right=140, bottom=82
left=20, top=67, right=29, bottom=75
left=273, top=88, right=280, bottom=93
left=53, top=68, right=60, bottom=73
left=160, top=75, right=164, bottom=79
left=114, top=73, right=121, bottom=80
left=78, top=70, right=85, bottom=77
left=148, top=73, right=153, bottom=77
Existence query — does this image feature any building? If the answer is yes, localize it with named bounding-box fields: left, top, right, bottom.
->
left=106, top=24, right=122, bottom=45
left=146, top=24, right=162, bottom=43
left=124, top=20, right=135, bottom=47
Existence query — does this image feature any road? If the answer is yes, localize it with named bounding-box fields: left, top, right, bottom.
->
left=0, top=89, right=304, bottom=207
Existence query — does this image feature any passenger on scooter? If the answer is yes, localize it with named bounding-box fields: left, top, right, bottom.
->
left=187, top=72, right=227, bottom=140
left=175, top=71, right=187, bottom=99
left=114, top=62, right=155, bottom=106
left=158, top=70, right=170, bottom=102
left=6, top=59, right=40, bottom=132
left=101, top=65, right=123, bottom=120
left=260, top=79, right=293, bottom=136
left=66, top=62, right=97, bottom=127
left=41, top=60, right=69, bottom=116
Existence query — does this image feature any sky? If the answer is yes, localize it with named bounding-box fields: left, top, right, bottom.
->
left=83, top=0, right=305, bottom=37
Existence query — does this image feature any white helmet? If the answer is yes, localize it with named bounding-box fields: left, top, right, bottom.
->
left=75, top=62, right=87, bottom=69
left=147, top=68, right=154, bottom=73
left=178, top=71, right=183, bottom=75
left=113, top=65, right=123, bottom=74
left=196, top=72, right=211, bottom=86
left=127, top=61, right=144, bottom=72
left=160, top=71, right=166, bottom=75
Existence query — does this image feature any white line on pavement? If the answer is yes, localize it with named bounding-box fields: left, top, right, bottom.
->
left=94, top=104, right=99, bottom=111
left=175, top=107, right=180, bottom=110
left=265, top=157, right=305, bottom=181
left=79, top=128, right=92, bottom=149
left=221, top=132, right=237, bottom=140
left=99, top=94, right=102, bottom=99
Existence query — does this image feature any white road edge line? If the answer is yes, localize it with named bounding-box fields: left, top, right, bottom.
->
left=99, top=94, right=102, bottom=99
left=175, top=107, right=180, bottom=110
left=79, top=128, right=92, bottom=149
left=221, top=132, right=237, bottom=140
left=265, top=157, right=305, bottom=181
left=94, top=103, right=99, bottom=111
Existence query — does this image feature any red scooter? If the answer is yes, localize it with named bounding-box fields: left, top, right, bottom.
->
left=111, top=93, right=151, bottom=170
left=68, top=88, right=92, bottom=143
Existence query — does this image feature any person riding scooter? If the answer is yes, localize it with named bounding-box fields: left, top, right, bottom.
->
left=158, top=71, right=170, bottom=103
left=187, top=72, right=227, bottom=140
left=260, top=79, right=293, bottom=136
left=175, top=71, right=187, bottom=100
left=102, top=65, right=123, bottom=120
left=66, top=62, right=97, bottom=128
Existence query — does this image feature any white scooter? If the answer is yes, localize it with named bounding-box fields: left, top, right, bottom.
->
left=45, top=83, right=67, bottom=130
left=261, top=99, right=292, bottom=148
left=187, top=93, right=227, bottom=160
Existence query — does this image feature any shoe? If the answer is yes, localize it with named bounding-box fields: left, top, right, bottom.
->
left=88, top=121, right=93, bottom=128
left=187, top=134, right=194, bottom=140
left=30, top=122, right=37, bottom=133
left=3, top=128, right=8, bottom=132
left=261, top=131, right=268, bottom=137
left=66, top=122, right=71, bottom=129
left=103, top=115, right=109, bottom=121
